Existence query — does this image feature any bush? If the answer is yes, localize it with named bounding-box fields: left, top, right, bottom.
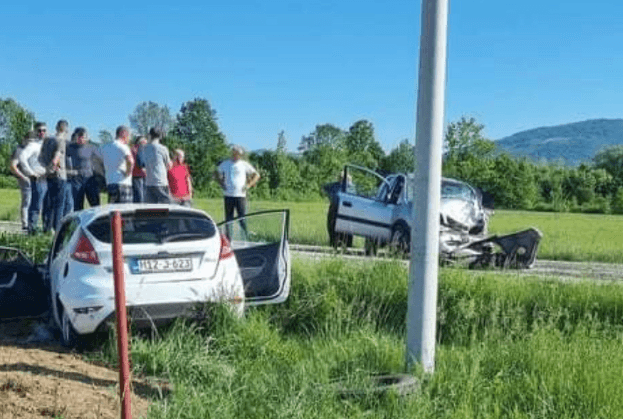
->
left=580, top=196, right=611, bottom=214
left=612, top=188, right=623, bottom=214
left=0, top=175, right=18, bottom=189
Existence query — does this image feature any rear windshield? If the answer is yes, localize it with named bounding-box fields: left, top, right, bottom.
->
left=87, top=210, right=217, bottom=244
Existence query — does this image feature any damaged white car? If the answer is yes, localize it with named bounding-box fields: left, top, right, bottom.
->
left=0, top=205, right=291, bottom=347
left=326, top=165, right=541, bottom=269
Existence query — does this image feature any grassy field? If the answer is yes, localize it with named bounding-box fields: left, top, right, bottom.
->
left=2, top=207, right=623, bottom=417
left=3, top=189, right=623, bottom=263
left=82, top=257, right=623, bottom=418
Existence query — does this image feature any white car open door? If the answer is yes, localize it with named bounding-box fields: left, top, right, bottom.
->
left=218, top=210, right=291, bottom=305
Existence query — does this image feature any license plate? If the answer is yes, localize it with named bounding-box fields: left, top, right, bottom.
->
left=135, top=257, right=193, bottom=274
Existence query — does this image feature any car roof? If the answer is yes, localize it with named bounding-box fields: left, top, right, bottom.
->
left=401, top=173, right=471, bottom=188
left=65, top=204, right=214, bottom=226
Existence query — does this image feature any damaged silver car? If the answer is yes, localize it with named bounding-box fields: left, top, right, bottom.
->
left=326, top=165, right=542, bottom=269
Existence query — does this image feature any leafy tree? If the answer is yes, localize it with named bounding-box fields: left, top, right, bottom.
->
left=381, top=139, right=415, bottom=174
left=344, top=120, right=384, bottom=168
left=167, top=98, right=229, bottom=193
left=593, top=145, right=623, bottom=188
left=277, top=130, right=287, bottom=153
left=0, top=99, right=35, bottom=176
left=0, top=98, right=35, bottom=145
left=98, top=130, right=113, bottom=144
left=301, top=143, right=348, bottom=193
left=128, top=101, right=173, bottom=136
left=444, top=117, right=495, bottom=165
left=298, top=124, right=346, bottom=153
left=253, top=131, right=304, bottom=198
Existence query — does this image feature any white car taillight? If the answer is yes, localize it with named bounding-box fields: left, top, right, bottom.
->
left=72, top=233, right=100, bottom=264
left=219, top=234, right=234, bottom=260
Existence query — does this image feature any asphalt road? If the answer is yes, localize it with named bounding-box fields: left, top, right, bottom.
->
left=291, top=244, right=623, bottom=283
left=2, top=222, right=621, bottom=282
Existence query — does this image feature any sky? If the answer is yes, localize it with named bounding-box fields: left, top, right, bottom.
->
left=2, top=0, right=623, bottom=153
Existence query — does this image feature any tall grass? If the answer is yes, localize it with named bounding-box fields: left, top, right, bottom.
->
left=85, top=258, right=623, bottom=418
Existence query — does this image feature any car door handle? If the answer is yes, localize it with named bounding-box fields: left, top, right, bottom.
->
left=342, top=201, right=352, bottom=207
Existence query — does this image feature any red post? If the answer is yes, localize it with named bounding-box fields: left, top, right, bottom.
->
left=112, top=211, right=132, bottom=419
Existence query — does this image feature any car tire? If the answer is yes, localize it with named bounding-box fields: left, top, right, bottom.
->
left=60, top=304, right=90, bottom=349
left=390, top=223, right=410, bottom=259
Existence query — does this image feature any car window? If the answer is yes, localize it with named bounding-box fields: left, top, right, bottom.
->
left=87, top=210, right=217, bottom=244
left=51, top=218, right=79, bottom=260
left=442, top=181, right=475, bottom=201
left=346, top=166, right=386, bottom=200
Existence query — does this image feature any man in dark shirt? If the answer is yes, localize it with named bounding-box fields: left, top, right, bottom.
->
left=66, top=127, right=100, bottom=210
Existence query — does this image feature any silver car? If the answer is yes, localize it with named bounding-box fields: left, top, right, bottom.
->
left=328, top=165, right=541, bottom=268
left=329, top=165, right=489, bottom=254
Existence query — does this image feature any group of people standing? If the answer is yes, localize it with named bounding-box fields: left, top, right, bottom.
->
left=8, top=121, right=193, bottom=234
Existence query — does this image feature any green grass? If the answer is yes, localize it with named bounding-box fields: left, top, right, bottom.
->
left=3, top=226, right=622, bottom=417
left=490, top=210, right=623, bottom=263
left=4, top=189, right=623, bottom=263
left=83, top=257, right=623, bottom=418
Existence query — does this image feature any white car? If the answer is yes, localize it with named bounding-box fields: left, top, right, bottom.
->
left=43, top=204, right=290, bottom=347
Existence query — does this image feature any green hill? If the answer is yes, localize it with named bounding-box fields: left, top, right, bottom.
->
left=495, top=118, right=623, bottom=165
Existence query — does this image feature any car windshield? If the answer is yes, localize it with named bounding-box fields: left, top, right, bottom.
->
left=87, top=210, right=217, bottom=244
left=442, top=181, right=475, bottom=201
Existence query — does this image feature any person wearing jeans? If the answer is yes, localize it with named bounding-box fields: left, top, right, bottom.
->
left=137, top=128, right=171, bottom=204
left=39, top=120, right=73, bottom=232
left=66, top=127, right=100, bottom=210
left=9, top=132, right=35, bottom=230
left=21, top=122, right=48, bottom=233
left=131, top=136, right=147, bottom=203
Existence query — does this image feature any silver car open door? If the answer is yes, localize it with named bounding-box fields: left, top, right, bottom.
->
left=334, top=165, right=396, bottom=242
left=218, top=210, right=291, bottom=305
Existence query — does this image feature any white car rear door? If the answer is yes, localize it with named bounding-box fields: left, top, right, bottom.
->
left=218, top=210, right=291, bottom=305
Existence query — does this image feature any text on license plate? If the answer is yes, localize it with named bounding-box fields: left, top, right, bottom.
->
left=136, top=257, right=193, bottom=273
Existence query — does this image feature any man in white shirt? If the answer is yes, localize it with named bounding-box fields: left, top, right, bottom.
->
left=214, top=145, right=260, bottom=236
left=95, top=126, right=134, bottom=203
left=22, top=122, right=49, bottom=234
left=9, top=131, right=35, bottom=230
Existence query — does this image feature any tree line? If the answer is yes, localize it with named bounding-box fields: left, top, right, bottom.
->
left=2, top=97, right=623, bottom=213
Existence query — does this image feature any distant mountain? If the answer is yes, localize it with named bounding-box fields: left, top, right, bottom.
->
left=495, top=119, right=623, bottom=165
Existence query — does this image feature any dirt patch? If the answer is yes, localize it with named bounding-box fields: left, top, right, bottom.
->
left=0, top=319, right=166, bottom=418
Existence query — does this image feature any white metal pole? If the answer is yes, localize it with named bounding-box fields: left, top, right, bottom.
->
left=406, top=0, right=449, bottom=373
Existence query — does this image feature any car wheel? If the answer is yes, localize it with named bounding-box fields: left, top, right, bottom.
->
left=60, top=305, right=83, bottom=349
left=390, top=223, right=410, bottom=259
